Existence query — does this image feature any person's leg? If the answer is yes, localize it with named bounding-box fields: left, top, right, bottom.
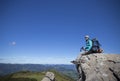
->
left=82, top=50, right=93, bottom=55
left=71, top=52, right=86, bottom=64
left=76, top=52, right=87, bottom=61
left=76, top=64, right=82, bottom=81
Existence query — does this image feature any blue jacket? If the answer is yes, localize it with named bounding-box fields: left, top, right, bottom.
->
left=85, top=39, right=92, bottom=51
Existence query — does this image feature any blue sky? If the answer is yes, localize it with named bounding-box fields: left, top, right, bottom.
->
left=0, top=0, right=120, bottom=64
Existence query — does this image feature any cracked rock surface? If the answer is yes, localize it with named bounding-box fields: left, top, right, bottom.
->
left=76, top=54, right=120, bottom=81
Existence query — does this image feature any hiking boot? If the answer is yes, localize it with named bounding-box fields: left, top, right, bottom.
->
left=71, top=60, right=80, bottom=64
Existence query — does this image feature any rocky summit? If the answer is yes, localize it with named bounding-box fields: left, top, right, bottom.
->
left=74, top=54, right=120, bottom=81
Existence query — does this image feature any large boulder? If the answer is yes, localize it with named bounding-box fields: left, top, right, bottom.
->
left=41, top=72, right=55, bottom=81
left=75, top=54, right=120, bottom=81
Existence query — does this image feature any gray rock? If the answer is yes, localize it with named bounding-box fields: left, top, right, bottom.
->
left=41, top=72, right=55, bottom=81
left=74, top=54, right=120, bottom=81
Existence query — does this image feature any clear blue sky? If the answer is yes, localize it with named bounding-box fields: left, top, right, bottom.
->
left=0, top=0, right=120, bottom=64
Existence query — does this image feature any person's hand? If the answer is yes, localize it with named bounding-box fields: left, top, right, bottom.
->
left=80, top=46, right=84, bottom=52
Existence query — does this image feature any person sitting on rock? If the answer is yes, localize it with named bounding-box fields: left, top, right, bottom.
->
left=71, top=35, right=93, bottom=64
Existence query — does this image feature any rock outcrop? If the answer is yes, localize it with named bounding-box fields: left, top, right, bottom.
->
left=41, top=72, right=55, bottom=81
left=74, top=54, right=120, bottom=81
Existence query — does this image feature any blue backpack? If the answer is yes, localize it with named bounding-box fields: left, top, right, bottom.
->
left=91, top=38, right=101, bottom=53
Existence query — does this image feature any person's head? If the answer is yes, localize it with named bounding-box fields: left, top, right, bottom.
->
left=85, top=35, right=89, bottom=41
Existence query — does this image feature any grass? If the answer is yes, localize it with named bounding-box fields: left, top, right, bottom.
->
left=0, top=70, right=75, bottom=81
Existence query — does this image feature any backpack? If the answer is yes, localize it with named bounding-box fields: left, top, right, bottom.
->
left=91, top=38, right=102, bottom=53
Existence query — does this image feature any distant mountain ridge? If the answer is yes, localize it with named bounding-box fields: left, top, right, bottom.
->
left=0, top=64, right=77, bottom=80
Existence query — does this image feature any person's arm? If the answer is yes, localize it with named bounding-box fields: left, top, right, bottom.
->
left=85, top=40, right=92, bottom=51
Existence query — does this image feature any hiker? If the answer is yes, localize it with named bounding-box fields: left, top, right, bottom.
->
left=71, top=35, right=93, bottom=64
left=70, top=35, right=93, bottom=81
left=71, top=35, right=103, bottom=81
left=71, top=35, right=103, bottom=64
